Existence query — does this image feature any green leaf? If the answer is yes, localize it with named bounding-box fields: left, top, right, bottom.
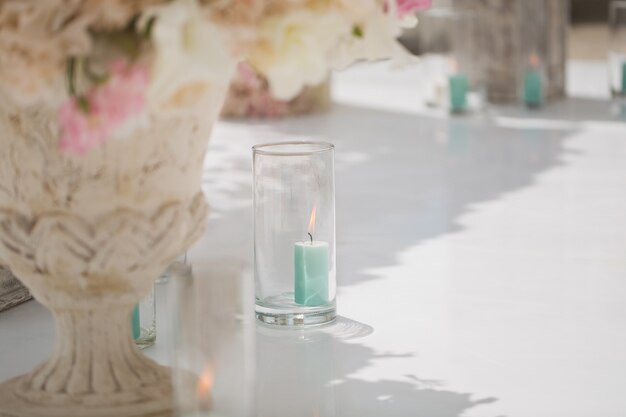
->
left=142, top=16, right=156, bottom=38
left=66, top=57, right=78, bottom=97
left=77, top=96, right=90, bottom=113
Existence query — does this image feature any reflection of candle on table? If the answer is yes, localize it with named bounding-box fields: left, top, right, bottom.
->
left=131, top=304, right=140, bottom=340
left=524, top=53, right=543, bottom=107
left=294, top=207, right=329, bottom=306
left=197, top=367, right=214, bottom=412
left=621, top=61, right=626, bottom=93
left=448, top=58, right=468, bottom=113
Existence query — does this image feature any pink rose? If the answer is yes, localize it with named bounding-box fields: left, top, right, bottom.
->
left=59, top=60, right=149, bottom=155
left=396, top=0, right=432, bottom=17
left=58, top=100, right=109, bottom=155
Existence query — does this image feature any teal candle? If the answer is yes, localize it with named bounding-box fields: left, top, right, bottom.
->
left=448, top=73, right=468, bottom=113
left=294, top=241, right=329, bottom=306
left=621, top=62, right=626, bottom=93
left=524, top=69, right=543, bottom=107
left=131, top=304, right=141, bottom=340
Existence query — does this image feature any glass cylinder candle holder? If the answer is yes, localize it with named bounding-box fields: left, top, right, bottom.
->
left=170, top=261, right=255, bottom=417
left=138, top=253, right=187, bottom=349
left=609, top=1, right=626, bottom=97
left=253, top=142, right=336, bottom=326
left=132, top=284, right=156, bottom=349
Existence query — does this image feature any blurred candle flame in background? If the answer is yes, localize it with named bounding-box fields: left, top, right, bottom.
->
left=197, top=366, right=214, bottom=410
left=530, top=52, right=541, bottom=68
left=449, top=56, right=459, bottom=73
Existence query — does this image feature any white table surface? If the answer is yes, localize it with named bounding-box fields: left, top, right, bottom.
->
left=1, top=60, right=626, bottom=417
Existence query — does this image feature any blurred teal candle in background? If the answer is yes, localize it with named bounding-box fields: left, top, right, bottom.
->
left=131, top=304, right=141, bottom=340
left=524, top=54, right=543, bottom=107
left=294, top=241, right=329, bottom=306
left=448, top=73, right=468, bottom=113
left=621, top=61, right=626, bottom=93
left=524, top=70, right=543, bottom=107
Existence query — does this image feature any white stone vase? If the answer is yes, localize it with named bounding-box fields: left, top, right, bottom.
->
left=0, top=81, right=230, bottom=417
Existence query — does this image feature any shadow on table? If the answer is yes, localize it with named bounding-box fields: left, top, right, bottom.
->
left=196, top=102, right=577, bottom=417
left=262, top=103, right=576, bottom=287
left=256, top=317, right=497, bottom=417
left=488, top=95, right=626, bottom=124
left=198, top=103, right=576, bottom=289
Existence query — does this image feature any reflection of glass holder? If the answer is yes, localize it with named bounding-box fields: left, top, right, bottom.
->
left=170, top=261, right=255, bottom=417
left=256, top=317, right=372, bottom=417
left=609, top=1, right=626, bottom=98
left=253, top=142, right=337, bottom=326
left=257, top=324, right=336, bottom=417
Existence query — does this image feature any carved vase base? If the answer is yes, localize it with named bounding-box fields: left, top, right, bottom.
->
left=0, top=374, right=172, bottom=417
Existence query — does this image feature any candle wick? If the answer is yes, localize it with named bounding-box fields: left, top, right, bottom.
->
left=308, top=232, right=313, bottom=244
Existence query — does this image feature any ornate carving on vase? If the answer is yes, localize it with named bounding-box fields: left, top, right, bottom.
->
left=0, top=195, right=207, bottom=416
left=0, top=193, right=207, bottom=304
left=0, top=90, right=223, bottom=224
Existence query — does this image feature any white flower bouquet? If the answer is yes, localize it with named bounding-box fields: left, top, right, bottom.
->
left=0, top=0, right=431, bottom=154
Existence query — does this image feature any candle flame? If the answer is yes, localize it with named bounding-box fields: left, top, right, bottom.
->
left=529, top=53, right=540, bottom=68
left=449, top=57, right=459, bottom=73
left=197, top=367, right=214, bottom=398
left=307, top=207, right=316, bottom=237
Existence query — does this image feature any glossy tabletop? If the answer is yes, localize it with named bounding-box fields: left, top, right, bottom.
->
left=1, top=60, right=625, bottom=417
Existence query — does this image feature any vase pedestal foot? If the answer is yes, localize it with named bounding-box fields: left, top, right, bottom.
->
left=0, top=371, right=172, bottom=417
left=0, top=306, right=173, bottom=417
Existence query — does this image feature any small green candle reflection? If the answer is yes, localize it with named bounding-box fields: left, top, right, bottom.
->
left=294, top=207, right=329, bottom=306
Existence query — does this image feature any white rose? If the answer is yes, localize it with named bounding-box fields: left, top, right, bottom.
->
left=332, top=0, right=413, bottom=69
left=141, top=0, right=237, bottom=110
left=249, top=9, right=351, bottom=100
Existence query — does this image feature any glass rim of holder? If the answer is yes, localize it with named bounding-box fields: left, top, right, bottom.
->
left=252, top=141, right=335, bottom=156
left=253, top=141, right=337, bottom=327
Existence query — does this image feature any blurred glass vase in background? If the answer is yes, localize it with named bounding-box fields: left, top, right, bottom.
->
left=418, top=7, right=486, bottom=114
left=441, top=0, right=568, bottom=105
left=609, top=1, right=626, bottom=97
